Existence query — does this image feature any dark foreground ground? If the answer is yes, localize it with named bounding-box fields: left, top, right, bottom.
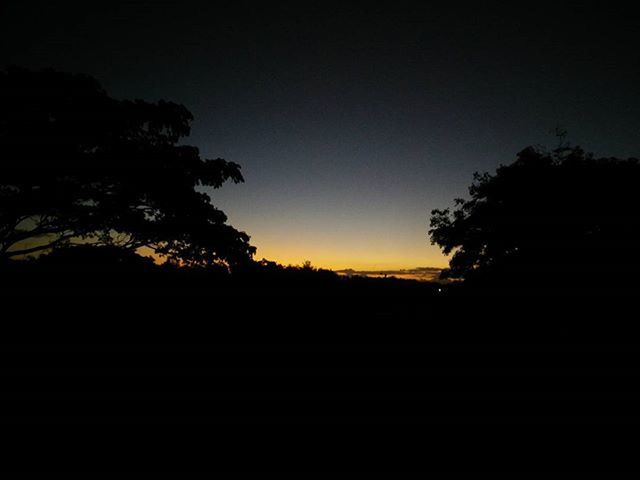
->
left=2, top=272, right=640, bottom=471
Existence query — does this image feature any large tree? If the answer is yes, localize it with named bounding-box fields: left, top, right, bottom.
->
left=429, top=146, right=640, bottom=289
left=0, top=67, right=255, bottom=267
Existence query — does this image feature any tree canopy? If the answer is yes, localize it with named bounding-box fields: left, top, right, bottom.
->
left=429, top=145, right=640, bottom=290
left=0, top=67, right=255, bottom=267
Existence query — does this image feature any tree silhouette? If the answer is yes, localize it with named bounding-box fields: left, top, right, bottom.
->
left=0, top=67, right=255, bottom=268
left=429, top=146, right=640, bottom=290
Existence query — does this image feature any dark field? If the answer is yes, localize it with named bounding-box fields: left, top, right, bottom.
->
left=2, top=274, right=638, bottom=470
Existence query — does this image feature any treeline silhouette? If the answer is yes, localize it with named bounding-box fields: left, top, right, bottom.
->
left=3, top=68, right=640, bottom=471
left=3, top=67, right=639, bottom=297
left=2, top=245, right=442, bottom=297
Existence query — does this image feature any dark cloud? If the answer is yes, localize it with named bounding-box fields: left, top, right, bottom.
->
left=336, top=267, right=444, bottom=282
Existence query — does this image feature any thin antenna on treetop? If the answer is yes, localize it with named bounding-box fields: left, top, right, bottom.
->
left=550, top=125, right=570, bottom=159
left=552, top=125, right=568, bottom=147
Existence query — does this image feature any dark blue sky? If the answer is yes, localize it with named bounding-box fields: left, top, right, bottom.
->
left=3, top=1, right=638, bottom=268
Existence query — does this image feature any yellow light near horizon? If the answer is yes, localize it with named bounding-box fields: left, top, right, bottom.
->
left=136, top=229, right=449, bottom=271
left=252, top=242, right=449, bottom=271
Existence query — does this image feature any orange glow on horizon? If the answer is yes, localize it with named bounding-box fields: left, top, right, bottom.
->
left=139, top=245, right=448, bottom=271
left=249, top=240, right=449, bottom=271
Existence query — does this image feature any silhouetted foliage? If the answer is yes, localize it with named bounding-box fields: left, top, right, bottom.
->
left=0, top=67, right=255, bottom=268
left=38, top=244, right=156, bottom=271
left=430, top=145, right=640, bottom=291
left=2, top=248, right=443, bottom=299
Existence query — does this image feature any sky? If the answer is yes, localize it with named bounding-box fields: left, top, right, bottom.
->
left=2, top=1, right=639, bottom=270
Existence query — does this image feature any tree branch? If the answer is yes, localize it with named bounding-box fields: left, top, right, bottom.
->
left=4, top=234, right=75, bottom=257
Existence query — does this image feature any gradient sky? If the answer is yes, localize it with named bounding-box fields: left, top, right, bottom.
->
left=2, top=1, right=639, bottom=269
